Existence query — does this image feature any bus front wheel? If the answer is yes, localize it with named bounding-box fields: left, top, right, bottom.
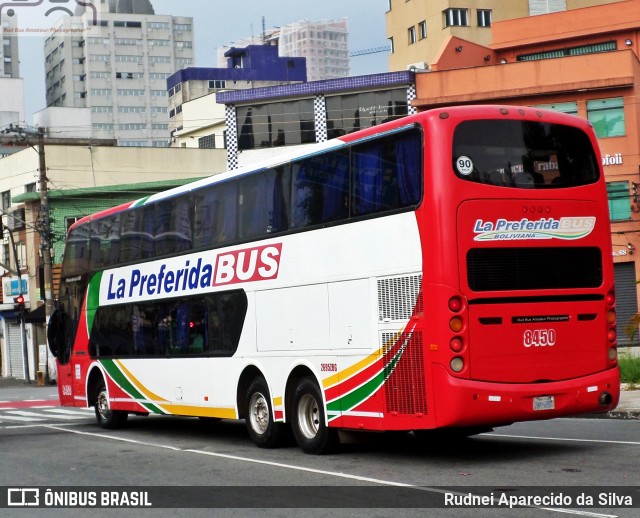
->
left=245, top=377, right=281, bottom=448
left=291, top=377, right=338, bottom=454
left=95, top=382, right=128, bottom=429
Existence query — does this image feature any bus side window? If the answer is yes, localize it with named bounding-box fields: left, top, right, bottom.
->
left=206, top=291, right=247, bottom=355
left=155, top=195, right=193, bottom=257
left=238, top=169, right=290, bottom=239
left=120, top=206, right=155, bottom=263
left=91, top=214, right=120, bottom=270
left=193, top=183, right=237, bottom=248
left=291, top=151, right=349, bottom=228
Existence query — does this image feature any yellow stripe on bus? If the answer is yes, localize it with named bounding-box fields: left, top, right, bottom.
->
left=160, top=404, right=237, bottom=419
left=322, top=324, right=409, bottom=389
left=114, top=359, right=168, bottom=403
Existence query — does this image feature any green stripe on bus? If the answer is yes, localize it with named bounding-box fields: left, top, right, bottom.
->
left=100, top=359, right=164, bottom=414
left=86, top=271, right=103, bottom=332
left=326, top=346, right=404, bottom=413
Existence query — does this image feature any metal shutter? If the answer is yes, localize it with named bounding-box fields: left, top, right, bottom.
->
left=7, top=322, right=24, bottom=378
left=614, top=262, right=640, bottom=346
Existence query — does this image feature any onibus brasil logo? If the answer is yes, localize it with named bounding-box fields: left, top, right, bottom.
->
left=473, top=217, right=596, bottom=241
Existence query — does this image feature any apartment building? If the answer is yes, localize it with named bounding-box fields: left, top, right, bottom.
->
left=43, top=0, right=193, bottom=147
left=386, top=0, right=620, bottom=71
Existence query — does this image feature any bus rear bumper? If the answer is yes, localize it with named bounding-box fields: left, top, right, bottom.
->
left=430, top=364, right=621, bottom=429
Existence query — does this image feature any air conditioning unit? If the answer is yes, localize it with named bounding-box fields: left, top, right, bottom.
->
left=406, top=61, right=428, bottom=71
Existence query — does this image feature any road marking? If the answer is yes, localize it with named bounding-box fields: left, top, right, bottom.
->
left=0, top=415, right=46, bottom=422
left=485, top=433, right=640, bottom=446
left=43, top=425, right=618, bottom=517
left=0, top=400, right=59, bottom=409
left=45, top=408, right=93, bottom=416
left=0, top=407, right=94, bottom=425
left=6, top=410, right=83, bottom=420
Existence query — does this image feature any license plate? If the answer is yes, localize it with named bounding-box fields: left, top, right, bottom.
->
left=533, top=396, right=555, bottom=411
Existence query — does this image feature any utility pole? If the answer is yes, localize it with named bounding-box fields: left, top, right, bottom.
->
left=37, top=127, right=54, bottom=324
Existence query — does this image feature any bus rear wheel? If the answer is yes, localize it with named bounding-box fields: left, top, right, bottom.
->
left=291, top=377, right=338, bottom=454
left=245, top=377, right=281, bottom=448
left=94, top=382, right=128, bottom=429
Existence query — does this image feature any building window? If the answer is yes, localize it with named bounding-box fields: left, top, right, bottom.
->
left=607, top=182, right=631, bottom=221
left=325, top=89, right=409, bottom=139
left=443, top=8, right=469, bottom=27
left=587, top=97, right=625, bottom=138
left=65, top=217, right=78, bottom=232
left=477, top=9, right=492, bottom=27
left=1, top=190, right=10, bottom=210
left=408, top=26, right=416, bottom=44
left=208, top=80, right=226, bottom=90
left=533, top=102, right=578, bottom=115
left=25, top=183, right=36, bottom=193
left=517, top=41, right=616, bottom=62
left=198, top=134, right=216, bottom=149
left=237, top=99, right=316, bottom=150
left=418, top=20, right=427, bottom=39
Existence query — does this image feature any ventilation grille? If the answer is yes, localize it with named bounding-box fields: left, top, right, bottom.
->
left=377, top=275, right=422, bottom=322
left=382, top=331, right=427, bottom=415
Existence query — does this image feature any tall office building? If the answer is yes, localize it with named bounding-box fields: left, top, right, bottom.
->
left=43, top=0, right=194, bottom=147
left=1, top=13, right=19, bottom=79
left=0, top=14, right=24, bottom=135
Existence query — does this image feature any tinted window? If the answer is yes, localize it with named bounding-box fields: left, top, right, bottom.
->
left=193, top=182, right=237, bottom=247
left=453, top=120, right=599, bottom=188
left=155, top=195, right=192, bottom=256
left=120, top=205, right=155, bottom=262
left=62, top=224, right=90, bottom=277
left=291, top=151, right=350, bottom=228
left=90, top=214, right=120, bottom=270
left=89, top=290, right=248, bottom=358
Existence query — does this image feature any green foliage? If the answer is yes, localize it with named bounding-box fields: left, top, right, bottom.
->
left=618, top=353, right=640, bottom=386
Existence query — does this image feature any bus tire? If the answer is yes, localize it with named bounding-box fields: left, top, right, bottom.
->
left=245, top=377, right=281, bottom=448
left=291, top=377, right=338, bottom=454
left=94, top=381, right=128, bottom=429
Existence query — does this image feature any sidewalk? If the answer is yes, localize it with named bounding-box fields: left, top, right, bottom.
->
left=1, top=376, right=637, bottom=418
left=610, top=385, right=640, bottom=419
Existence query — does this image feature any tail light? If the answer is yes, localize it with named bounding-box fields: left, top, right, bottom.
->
left=447, top=295, right=467, bottom=375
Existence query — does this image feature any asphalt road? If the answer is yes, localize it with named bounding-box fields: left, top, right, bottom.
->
left=0, top=385, right=639, bottom=517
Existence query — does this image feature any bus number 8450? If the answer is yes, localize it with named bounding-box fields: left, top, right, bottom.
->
left=523, top=329, right=556, bottom=348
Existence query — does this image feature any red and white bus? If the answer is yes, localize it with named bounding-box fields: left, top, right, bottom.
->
left=48, top=105, right=620, bottom=454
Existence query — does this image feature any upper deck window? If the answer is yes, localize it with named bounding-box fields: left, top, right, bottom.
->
left=452, top=120, right=599, bottom=188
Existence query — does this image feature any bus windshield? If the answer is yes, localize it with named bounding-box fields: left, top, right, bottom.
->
left=452, top=119, right=599, bottom=188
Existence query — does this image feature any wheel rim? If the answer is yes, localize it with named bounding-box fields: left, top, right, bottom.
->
left=249, top=392, right=269, bottom=434
left=297, top=393, right=320, bottom=439
left=97, top=390, right=111, bottom=421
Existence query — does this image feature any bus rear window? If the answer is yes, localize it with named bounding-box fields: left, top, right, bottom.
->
left=452, top=120, right=599, bottom=188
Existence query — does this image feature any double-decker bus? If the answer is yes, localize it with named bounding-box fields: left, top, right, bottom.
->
left=48, top=105, right=619, bottom=454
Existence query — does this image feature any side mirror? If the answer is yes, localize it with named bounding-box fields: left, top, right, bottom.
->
left=47, top=309, right=68, bottom=359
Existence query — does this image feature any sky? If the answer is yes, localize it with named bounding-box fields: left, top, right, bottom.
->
left=16, top=0, right=391, bottom=122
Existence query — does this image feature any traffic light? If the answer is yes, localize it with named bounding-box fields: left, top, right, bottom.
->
left=14, top=294, right=25, bottom=313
